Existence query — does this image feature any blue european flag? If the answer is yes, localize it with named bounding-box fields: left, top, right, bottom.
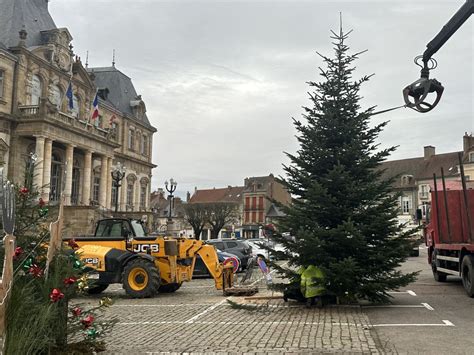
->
left=66, top=82, right=74, bottom=110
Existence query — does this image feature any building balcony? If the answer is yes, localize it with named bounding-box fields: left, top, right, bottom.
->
left=419, top=192, right=430, bottom=199
left=17, top=103, right=118, bottom=143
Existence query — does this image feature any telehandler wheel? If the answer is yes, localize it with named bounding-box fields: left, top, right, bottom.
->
left=432, top=249, right=447, bottom=282
left=122, top=258, right=160, bottom=298
left=158, top=282, right=182, bottom=293
left=87, top=284, right=109, bottom=295
left=461, top=255, right=474, bottom=297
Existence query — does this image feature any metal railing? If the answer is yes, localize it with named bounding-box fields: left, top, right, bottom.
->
left=17, top=105, right=117, bottom=142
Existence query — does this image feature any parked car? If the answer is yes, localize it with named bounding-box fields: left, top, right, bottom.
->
left=193, top=249, right=241, bottom=277
left=206, top=239, right=252, bottom=269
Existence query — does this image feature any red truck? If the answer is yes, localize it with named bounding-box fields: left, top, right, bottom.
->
left=425, top=168, right=474, bottom=297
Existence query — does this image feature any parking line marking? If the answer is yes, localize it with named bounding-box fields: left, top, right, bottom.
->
left=184, top=299, right=227, bottom=323
left=363, top=304, right=426, bottom=309
left=421, top=303, right=434, bottom=311
left=117, top=320, right=368, bottom=327
left=112, top=304, right=216, bottom=307
left=371, top=320, right=454, bottom=327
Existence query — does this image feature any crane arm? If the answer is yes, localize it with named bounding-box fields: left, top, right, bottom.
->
left=423, top=0, right=474, bottom=63
left=196, top=244, right=234, bottom=290
left=403, top=0, right=473, bottom=113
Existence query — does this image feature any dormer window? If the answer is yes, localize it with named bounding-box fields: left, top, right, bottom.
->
left=401, top=175, right=413, bottom=186
left=98, top=88, right=109, bottom=100
left=469, top=152, right=474, bottom=163
left=130, top=96, right=146, bottom=119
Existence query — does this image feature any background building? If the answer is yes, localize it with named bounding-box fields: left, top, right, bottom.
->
left=189, top=174, right=291, bottom=239
left=0, top=0, right=156, bottom=235
left=380, top=134, right=474, bottom=221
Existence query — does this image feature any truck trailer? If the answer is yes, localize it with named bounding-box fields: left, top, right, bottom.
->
left=425, top=156, right=474, bottom=296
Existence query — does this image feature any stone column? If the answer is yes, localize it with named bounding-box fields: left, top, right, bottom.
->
left=82, top=150, right=92, bottom=205
left=106, top=157, right=113, bottom=210
left=33, top=136, right=45, bottom=190
left=99, top=155, right=108, bottom=208
left=42, top=138, right=53, bottom=201
left=64, top=144, right=74, bottom=205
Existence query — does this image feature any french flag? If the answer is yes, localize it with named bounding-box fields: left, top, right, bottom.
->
left=91, top=92, right=99, bottom=120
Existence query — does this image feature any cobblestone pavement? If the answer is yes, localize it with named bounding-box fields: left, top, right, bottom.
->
left=74, top=272, right=381, bottom=354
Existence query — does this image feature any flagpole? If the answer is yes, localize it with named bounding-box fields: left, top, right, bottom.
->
left=85, top=89, right=98, bottom=128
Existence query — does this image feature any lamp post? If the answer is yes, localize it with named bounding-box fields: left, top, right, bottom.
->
left=111, top=162, right=126, bottom=213
left=165, top=178, right=177, bottom=233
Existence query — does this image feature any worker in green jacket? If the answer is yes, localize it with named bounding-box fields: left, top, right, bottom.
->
left=300, top=265, right=326, bottom=308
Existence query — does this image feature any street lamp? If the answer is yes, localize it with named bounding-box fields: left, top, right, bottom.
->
left=164, top=178, right=177, bottom=220
left=111, top=162, right=126, bottom=213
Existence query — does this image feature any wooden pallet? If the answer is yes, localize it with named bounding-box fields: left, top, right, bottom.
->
left=223, top=286, right=259, bottom=297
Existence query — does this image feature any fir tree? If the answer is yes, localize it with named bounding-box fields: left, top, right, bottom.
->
left=272, top=26, right=418, bottom=303
left=1, top=158, right=115, bottom=353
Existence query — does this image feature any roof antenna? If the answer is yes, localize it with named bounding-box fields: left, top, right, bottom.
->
left=85, top=50, right=89, bottom=68
left=112, top=49, right=116, bottom=67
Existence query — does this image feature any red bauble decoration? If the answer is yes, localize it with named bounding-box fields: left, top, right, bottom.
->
left=28, top=264, right=43, bottom=278
left=63, top=277, right=77, bottom=286
left=38, top=198, right=46, bottom=207
left=50, top=288, right=64, bottom=302
left=19, top=187, right=29, bottom=195
left=68, top=239, right=79, bottom=249
left=81, top=315, right=95, bottom=328
left=13, top=246, right=23, bottom=259
left=71, top=307, right=82, bottom=317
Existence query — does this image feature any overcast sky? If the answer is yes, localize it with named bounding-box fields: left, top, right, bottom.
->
left=50, top=0, right=473, bottom=198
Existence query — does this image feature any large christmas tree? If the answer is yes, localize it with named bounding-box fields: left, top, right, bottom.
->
left=273, top=26, right=417, bottom=303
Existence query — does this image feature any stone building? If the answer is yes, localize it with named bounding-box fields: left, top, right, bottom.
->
left=0, top=0, right=156, bottom=234
left=189, top=174, right=291, bottom=239
left=380, top=134, right=474, bottom=221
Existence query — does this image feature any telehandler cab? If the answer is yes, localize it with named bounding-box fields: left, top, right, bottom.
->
left=67, top=218, right=235, bottom=298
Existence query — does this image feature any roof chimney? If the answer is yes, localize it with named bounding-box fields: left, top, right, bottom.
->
left=424, top=146, right=435, bottom=160
left=463, top=133, right=474, bottom=154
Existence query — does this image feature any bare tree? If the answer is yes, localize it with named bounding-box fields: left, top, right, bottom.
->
left=183, top=203, right=208, bottom=239
left=207, top=202, right=238, bottom=239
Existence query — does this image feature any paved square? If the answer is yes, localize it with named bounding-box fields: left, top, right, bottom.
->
left=75, top=275, right=381, bottom=354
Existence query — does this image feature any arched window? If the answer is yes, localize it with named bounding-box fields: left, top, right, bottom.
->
left=50, top=85, right=61, bottom=108
left=31, top=75, right=42, bottom=105
left=140, top=178, right=148, bottom=210
left=126, top=174, right=137, bottom=210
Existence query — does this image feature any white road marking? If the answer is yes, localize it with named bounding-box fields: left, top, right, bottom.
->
left=371, top=320, right=454, bottom=327
left=118, top=320, right=367, bottom=327
left=112, top=304, right=216, bottom=307
left=184, top=299, right=227, bottom=323
left=387, top=290, right=417, bottom=296
left=363, top=304, right=425, bottom=309
left=421, top=303, right=434, bottom=311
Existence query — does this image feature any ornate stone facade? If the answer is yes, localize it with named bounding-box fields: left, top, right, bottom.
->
left=0, top=0, right=157, bottom=224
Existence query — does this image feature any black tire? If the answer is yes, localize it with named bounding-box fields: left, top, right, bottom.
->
left=410, top=248, right=420, bottom=257
left=122, top=258, right=160, bottom=298
left=158, top=282, right=182, bottom=293
left=87, top=284, right=109, bottom=295
left=461, top=255, right=474, bottom=297
left=432, top=249, right=447, bottom=282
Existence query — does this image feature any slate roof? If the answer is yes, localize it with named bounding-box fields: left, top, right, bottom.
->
left=87, top=66, right=153, bottom=128
left=266, top=204, right=286, bottom=218
left=243, top=174, right=275, bottom=192
left=0, top=0, right=56, bottom=48
left=189, top=186, right=245, bottom=204
left=380, top=152, right=461, bottom=188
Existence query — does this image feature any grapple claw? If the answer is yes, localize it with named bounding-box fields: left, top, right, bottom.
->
left=403, top=77, right=444, bottom=113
